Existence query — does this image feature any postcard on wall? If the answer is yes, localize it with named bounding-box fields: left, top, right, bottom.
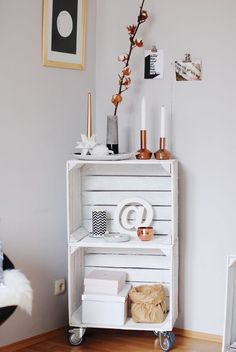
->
left=144, top=49, right=164, bottom=79
left=175, top=59, right=202, bottom=81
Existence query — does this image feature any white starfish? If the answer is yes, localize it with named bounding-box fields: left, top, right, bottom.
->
left=75, top=134, right=96, bottom=155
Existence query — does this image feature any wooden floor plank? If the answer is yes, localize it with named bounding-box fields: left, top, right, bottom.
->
left=12, top=329, right=222, bottom=352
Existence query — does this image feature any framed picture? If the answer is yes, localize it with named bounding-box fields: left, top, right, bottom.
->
left=42, top=0, right=86, bottom=70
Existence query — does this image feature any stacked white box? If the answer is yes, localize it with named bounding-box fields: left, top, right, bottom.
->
left=84, top=270, right=126, bottom=295
left=82, top=284, right=131, bottom=325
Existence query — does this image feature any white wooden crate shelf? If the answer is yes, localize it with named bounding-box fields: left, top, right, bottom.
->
left=67, top=159, right=178, bottom=246
left=66, top=159, right=178, bottom=335
left=68, top=241, right=178, bottom=332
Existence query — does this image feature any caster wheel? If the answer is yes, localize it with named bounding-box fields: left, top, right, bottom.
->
left=68, top=333, right=85, bottom=346
left=167, top=332, right=176, bottom=344
left=159, top=332, right=175, bottom=351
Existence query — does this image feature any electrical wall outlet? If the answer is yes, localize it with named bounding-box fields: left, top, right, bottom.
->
left=54, top=278, right=66, bottom=296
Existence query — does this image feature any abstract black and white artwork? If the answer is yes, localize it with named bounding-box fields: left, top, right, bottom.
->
left=144, top=49, right=164, bottom=80
left=42, top=0, right=86, bottom=70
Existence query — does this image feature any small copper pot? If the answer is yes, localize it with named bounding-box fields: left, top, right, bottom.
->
left=137, top=227, right=154, bottom=241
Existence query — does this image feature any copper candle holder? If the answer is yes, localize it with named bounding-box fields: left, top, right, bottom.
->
left=154, top=137, right=171, bottom=160
left=136, top=130, right=152, bottom=160
left=137, top=227, right=154, bottom=241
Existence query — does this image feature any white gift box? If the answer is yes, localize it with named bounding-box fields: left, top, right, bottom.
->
left=84, top=270, right=126, bottom=295
left=82, top=284, right=131, bottom=326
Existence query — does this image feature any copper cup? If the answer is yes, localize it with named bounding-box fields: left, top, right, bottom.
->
left=137, top=227, right=154, bottom=241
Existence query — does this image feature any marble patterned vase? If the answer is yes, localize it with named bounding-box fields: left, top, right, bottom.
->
left=106, top=115, right=119, bottom=154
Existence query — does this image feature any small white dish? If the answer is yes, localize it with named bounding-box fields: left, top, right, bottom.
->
left=73, top=152, right=134, bottom=161
left=104, top=233, right=130, bottom=242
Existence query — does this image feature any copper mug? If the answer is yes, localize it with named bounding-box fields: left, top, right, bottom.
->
left=137, top=227, right=154, bottom=241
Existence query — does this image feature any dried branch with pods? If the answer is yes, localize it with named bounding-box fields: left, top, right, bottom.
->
left=111, top=0, right=148, bottom=116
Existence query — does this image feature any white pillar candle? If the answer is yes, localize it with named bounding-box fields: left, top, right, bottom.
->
left=141, top=96, right=146, bottom=130
left=160, top=105, right=166, bottom=137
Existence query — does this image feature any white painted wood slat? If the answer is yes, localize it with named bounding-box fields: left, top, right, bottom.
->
left=84, top=253, right=170, bottom=269
left=85, top=247, right=168, bottom=256
left=83, top=176, right=171, bottom=191
left=83, top=191, right=171, bottom=206
left=83, top=205, right=172, bottom=221
left=82, top=164, right=172, bottom=176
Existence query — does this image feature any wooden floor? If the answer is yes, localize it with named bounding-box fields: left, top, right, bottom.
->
left=16, top=329, right=222, bottom=352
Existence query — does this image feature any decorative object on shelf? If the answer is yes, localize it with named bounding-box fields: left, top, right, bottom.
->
left=154, top=137, right=171, bottom=160
left=137, top=226, right=154, bottom=241
left=107, top=0, right=149, bottom=154
left=90, top=144, right=113, bottom=157
left=91, top=210, right=107, bottom=238
left=42, top=0, right=86, bottom=70
left=154, top=106, right=171, bottom=160
left=136, top=130, right=152, bottom=160
left=87, top=92, right=93, bottom=138
left=75, top=134, right=96, bottom=156
left=114, top=197, right=153, bottom=235
left=129, top=284, right=167, bottom=323
left=136, top=96, right=152, bottom=160
left=175, top=53, right=202, bottom=81
left=73, top=152, right=134, bottom=161
left=75, top=92, right=97, bottom=155
left=144, top=46, right=164, bottom=80
left=106, top=115, right=119, bottom=154
left=104, top=232, right=130, bottom=243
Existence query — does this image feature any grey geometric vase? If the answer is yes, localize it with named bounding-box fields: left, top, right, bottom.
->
left=106, top=115, right=119, bottom=154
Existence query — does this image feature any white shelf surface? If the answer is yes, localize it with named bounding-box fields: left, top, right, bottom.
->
left=68, top=158, right=176, bottom=166
left=69, top=229, right=173, bottom=250
left=71, top=306, right=171, bottom=332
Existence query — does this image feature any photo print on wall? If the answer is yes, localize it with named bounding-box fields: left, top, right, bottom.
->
left=175, top=54, right=202, bottom=81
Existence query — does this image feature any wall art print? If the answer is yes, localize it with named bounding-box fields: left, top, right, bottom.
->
left=175, top=55, right=202, bottom=81
left=42, top=0, right=86, bottom=70
left=144, top=49, right=164, bottom=80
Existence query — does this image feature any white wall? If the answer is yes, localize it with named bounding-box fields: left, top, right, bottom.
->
left=0, top=0, right=96, bottom=346
left=95, top=0, right=236, bottom=335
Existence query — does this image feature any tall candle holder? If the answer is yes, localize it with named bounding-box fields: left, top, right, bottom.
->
left=154, top=137, right=171, bottom=160
left=136, top=130, right=152, bottom=160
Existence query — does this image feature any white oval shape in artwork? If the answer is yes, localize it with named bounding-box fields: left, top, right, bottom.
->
left=57, top=11, right=73, bottom=38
